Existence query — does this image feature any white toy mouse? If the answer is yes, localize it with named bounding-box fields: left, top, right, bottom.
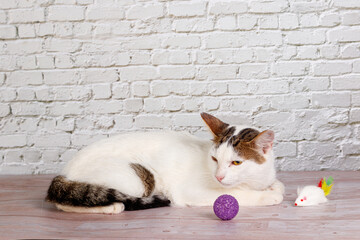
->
left=295, top=177, right=333, bottom=207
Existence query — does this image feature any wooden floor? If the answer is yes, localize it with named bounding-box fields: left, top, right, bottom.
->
left=0, top=171, right=359, bottom=239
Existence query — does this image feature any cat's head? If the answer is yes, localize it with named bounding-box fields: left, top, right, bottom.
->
left=201, top=112, right=275, bottom=189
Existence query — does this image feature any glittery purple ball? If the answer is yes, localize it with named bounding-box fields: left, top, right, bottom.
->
left=213, top=194, right=239, bottom=221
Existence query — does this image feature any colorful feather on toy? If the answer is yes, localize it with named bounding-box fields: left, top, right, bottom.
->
left=318, top=177, right=334, bottom=196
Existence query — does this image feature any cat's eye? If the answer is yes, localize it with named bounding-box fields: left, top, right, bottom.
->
left=211, top=156, right=218, bottom=162
left=232, top=161, right=242, bottom=165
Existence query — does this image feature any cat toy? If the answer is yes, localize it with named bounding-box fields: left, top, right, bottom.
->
left=213, top=194, right=239, bottom=220
left=295, top=177, right=334, bottom=207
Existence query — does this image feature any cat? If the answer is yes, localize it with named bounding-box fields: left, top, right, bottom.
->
left=46, top=112, right=284, bottom=214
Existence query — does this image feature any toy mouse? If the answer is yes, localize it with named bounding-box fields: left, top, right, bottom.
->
left=295, top=177, right=333, bottom=207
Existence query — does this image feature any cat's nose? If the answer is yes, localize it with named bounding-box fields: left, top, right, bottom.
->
left=216, top=175, right=224, bottom=182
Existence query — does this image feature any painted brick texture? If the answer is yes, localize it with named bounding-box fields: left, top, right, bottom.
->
left=0, top=0, right=359, bottom=174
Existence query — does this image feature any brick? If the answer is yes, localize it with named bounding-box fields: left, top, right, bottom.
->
left=320, top=13, right=340, bottom=27
left=120, top=67, right=157, bottom=81
left=314, top=62, right=352, bottom=76
left=341, top=45, right=360, bottom=58
left=0, top=10, right=6, bottom=23
left=36, top=23, right=54, bottom=37
left=11, top=102, right=46, bottom=116
left=9, top=8, right=45, bottom=23
left=0, top=103, right=10, bottom=117
left=298, top=142, right=337, bottom=157
left=279, top=14, right=299, bottom=30
left=228, top=81, right=248, bottom=95
left=43, top=70, right=80, bottom=85
left=312, top=93, right=351, bottom=107
left=332, top=75, right=360, bottom=90
left=205, top=33, right=247, bottom=48
left=124, top=98, right=143, bottom=112
left=287, top=30, right=326, bottom=45
left=164, top=97, right=183, bottom=111
left=300, top=13, right=319, bottom=27
left=259, top=15, right=278, bottom=29
left=329, top=28, right=360, bottom=42
left=350, top=109, right=360, bottom=123
left=274, top=142, right=297, bottom=157
left=168, top=2, right=206, bottom=17
left=231, top=97, right=268, bottom=112
left=54, top=22, right=73, bottom=37
left=5, top=40, right=43, bottom=54
left=123, top=36, right=160, bottom=50
left=273, top=62, right=310, bottom=76
left=0, top=0, right=17, bottom=9
left=72, top=134, right=108, bottom=147
left=48, top=102, right=83, bottom=116
left=87, top=6, right=125, bottom=20
left=173, top=18, right=214, bottom=33
left=270, top=95, right=309, bottom=110
left=203, top=97, right=220, bottom=111
left=216, top=16, right=237, bottom=30
left=237, top=15, right=257, bottom=30
left=208, top=82, right=227, bottom=96
left=212, top=49, right=253, bottom=64
left=23, top=150, right=41, bottom=163
left=159, top=66, right=195, bottom=80
left=333, top=0, right=360, bottom=8
left=247, top=32, right=282, bottom=46
left=127, top=4, right=163, bottom=19
left=0, top=25, right=16, bottom=39
left=144, top=98, right=163, bottom=112
left=239, top=64, right=269, bottom=79
left=56, top=118, right=75, bottom=132
left=132, top=82, right=150, bottom=97
left=16, top=56, right=37, bottom=70
left=113, top=82, right=130, bottom=99
left=37, top=55, right=55, bottom=69
left=151, top=82, right=169, bottom=97
left=198, top=65, right=237, bottom=80
left=17, top=88, right=35, bottom=101
left=86, top=100, right=123, bottom=114
left=173, top=114, right=204, bottom=127
left=342, top=12, right=360, bottom=26
left=320, top=45, right=339, bottom=59
left=290, top=77, right=329, bottom=92
left=291, top=2, right=328, bottom=13
left=7, top=71, right=43, bottom=86
left=135, top=115, right=171, bottom=128
left=209, top=1, right=247, bottom=14
left=82, top=69, right=118, bottom=83
left=32, top=134, right=70, bottom=147
left=249, top=0, right=288, bottom=13
left=48, top=6, right=85, bottom=21
left=18, top=24, right=36, bottom=38
left=114, top=115, right=133, bottom=130
left=163, top=36, right=201, bottom=49
left=92, top=84, right=111, bottom=99
left=0, top=88, right=17, bottom=101
left=249, top=80, right=289, bottom=94
left=44, top=39, right=81, bottom=53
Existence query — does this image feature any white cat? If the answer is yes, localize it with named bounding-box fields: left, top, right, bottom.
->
left=46, top=113, right=284, bottom=214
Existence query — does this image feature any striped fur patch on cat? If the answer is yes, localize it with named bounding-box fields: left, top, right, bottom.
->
left=130, top=163, right=155, bottom=197
left=46, top=172, right=170, bottom=211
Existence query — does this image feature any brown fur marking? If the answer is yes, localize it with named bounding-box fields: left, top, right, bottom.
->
left=130, top=163, right=155, bottom=197
left=234, top=142, right=266, bottom=164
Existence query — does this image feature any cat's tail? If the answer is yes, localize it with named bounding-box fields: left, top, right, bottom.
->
left=45, top=175, right=171, bottom=211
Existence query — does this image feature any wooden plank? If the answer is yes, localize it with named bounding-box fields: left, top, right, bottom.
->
left=0, top=171, right=359, bottom=239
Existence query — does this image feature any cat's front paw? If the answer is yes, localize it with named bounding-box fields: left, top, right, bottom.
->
left=259, top=192, right=283, bottom=206
left=269, top=179, right=285, bottom=195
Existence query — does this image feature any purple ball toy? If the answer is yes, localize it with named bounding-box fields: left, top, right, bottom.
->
left=213, top=194, right=239, bottom=221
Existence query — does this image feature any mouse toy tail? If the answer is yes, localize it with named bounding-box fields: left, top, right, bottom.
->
left=318, top=177, right=334, bottom=196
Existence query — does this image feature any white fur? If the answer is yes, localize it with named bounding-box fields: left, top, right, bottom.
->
left=295, top=185, right=328, bottom=206
left=62, top=128, right=284, bottom=212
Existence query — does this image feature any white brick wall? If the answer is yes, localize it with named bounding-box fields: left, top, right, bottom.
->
left=0, top=0, right=359, bottom=174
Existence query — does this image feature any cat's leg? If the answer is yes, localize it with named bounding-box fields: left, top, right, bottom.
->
left=268, top=179, right=285, bottom=195
left=55, top=203, right=125, bottom=214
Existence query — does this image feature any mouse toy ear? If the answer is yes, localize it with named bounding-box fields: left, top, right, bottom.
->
left=201, top=112, right=229, bottom=137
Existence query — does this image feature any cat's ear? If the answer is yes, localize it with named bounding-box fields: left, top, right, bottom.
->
left=200, top=112, right=229, bottom=137
left=251, top=130, right=274, bottom=154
